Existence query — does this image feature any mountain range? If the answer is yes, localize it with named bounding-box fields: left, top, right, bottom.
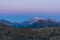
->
left=0, top=17, right=60, bottom=28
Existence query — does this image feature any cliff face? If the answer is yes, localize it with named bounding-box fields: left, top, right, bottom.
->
left=0, top=23, right=60, bottom=40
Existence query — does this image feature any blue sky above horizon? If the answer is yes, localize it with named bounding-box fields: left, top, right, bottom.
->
left=0, top=0, right=60, bottom=22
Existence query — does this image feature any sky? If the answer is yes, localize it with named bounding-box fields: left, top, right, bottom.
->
left=0, top=0, right=60, bottom=22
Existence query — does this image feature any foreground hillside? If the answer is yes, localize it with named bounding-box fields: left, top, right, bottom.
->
left=0, top=23, right=60, bottom=40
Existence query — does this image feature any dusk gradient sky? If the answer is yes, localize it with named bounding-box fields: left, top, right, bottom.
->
left=0, top=0, right=60, bottom=22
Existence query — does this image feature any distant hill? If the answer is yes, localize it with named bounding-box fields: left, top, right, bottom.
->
left=0, top=17, right=60, bottom=28
left=27, top=18, right=59, bottom=28
left=20, top=17, right=60, bottom=28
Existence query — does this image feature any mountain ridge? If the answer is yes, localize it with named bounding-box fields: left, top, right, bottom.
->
left=0, top=17, right=60, bottom=28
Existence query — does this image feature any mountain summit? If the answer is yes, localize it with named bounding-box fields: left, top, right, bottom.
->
left=20, top=17, right=41, bottom=26
left=31, top=17, right=41, bottom=20
left=27, top=17, right=40, bottom=20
